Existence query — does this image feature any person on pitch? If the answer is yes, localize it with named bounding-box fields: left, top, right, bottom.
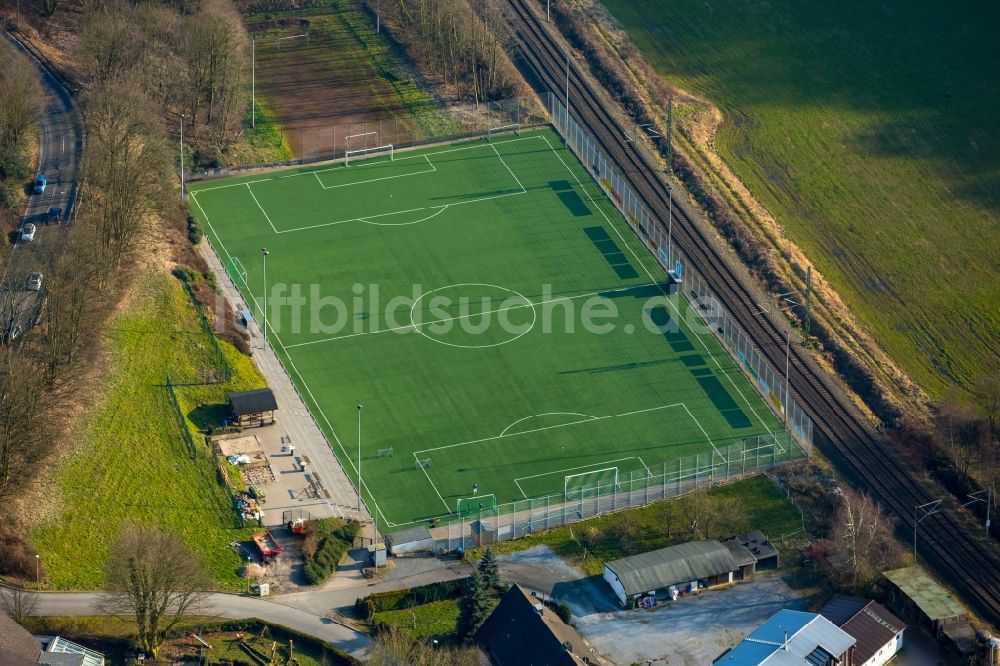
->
left=472, top=483, right=479, bottom=496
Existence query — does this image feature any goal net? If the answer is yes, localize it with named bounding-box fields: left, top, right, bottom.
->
left=486, top=123, right=520, bottom=142
left=564, top=467, right=620, bottom=497
left=457, top=494, right=496, bottom=517
left=345, top=144, right=393, bottom=166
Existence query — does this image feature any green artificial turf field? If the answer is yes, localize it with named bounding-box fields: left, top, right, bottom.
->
left=189, top=128, right=788, bottom=527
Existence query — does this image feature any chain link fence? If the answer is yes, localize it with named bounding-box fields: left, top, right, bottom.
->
left=546, top=92, right=814, bottom=449
left=442, top=430, right=806, bottom=551
left=187, top=95, right=547, bottom=181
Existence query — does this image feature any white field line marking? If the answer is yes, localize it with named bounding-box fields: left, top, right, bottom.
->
left=195, top=192, right=395, bottom=527
left=538, top=135, right=772, bottom=432
left=679, top=403, right=724, bottom=464
left=314, top=159, right=436, bottom=190
left=278, top=148, right=526, bottom=233
left=414, top=402, right=684, bottom=457
left=361, top=205, right=448, bottom=227
left=189, top=134, right=542, bottom=194
left=282, top=282, right=655, bottom=349
left=514, top=456, right=636, bottom=499
left=499, top=412, right=598, bottom=438
left=246, top=183, right=278, bottom=233
left=490, top=142, right=527, bottom=193
left=413, top=453, right=451, bottom=512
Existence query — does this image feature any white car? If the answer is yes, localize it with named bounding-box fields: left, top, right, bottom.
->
left=20, top=223, right=36, bottom=242
left=27, top=272, right=43, bottom=291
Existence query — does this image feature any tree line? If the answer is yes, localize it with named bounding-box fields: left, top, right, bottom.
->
left=1, top=0, right=250, bottom=534
left=365, top=0, right=522, bottom=103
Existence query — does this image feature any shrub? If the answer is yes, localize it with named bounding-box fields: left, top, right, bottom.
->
left=357, top=578, right=468, bottom=618
left=303, top=519, right=361, bottom=585
left=0, top=524, right=43, bottom=580
left=187, top=212, right=203, bottom=245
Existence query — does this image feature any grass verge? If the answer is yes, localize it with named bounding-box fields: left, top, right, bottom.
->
left=373, top=599, right=461, bottom=640
left=228, top=97, right=294, bottom=166
left=28, top=269, right=264, bottom=590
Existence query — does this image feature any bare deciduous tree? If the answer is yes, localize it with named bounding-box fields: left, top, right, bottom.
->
left=101, top=525, right=210, bottom=659
left=1, top=585, right=40, bottom=624
left=83, top=81, right=169, bottom=276
left=831, top=490, right=900, bottom=591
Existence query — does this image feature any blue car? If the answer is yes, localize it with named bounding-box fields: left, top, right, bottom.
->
left=33, top=174, right=47, bottom=194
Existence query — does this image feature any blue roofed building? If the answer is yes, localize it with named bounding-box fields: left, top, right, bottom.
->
left=714, top=609, right=856, bottom=666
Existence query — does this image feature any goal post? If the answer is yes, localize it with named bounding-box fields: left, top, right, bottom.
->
left=564, top=466, right=620, bottom=497
left=486, top=123, right=521, bottom=142
left=345, top=144, right=394, bottom=166
left=457, top=493, right=496, bottom=517
left=346, top=131, right=379, bottom=153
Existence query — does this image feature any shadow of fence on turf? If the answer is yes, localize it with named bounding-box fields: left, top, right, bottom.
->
left=442, top=431, right=808, bottom=551
left=545, top=92, right=815, bottom=450
left=186, top=95, right=548, bottom=182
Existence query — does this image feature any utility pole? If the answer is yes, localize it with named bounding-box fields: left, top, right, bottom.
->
left=260, top=248, right=269, bottom=345
left=784, top=328, right=790, bottom=428
left=357, top=404, right=363, bottom=512
left=250, top=35, right=257, bottom=127
left=667, top=185, right=673, bottom=266
left=547, top=0, right=550, bottom=22
left=565, top=54, right=570, bottom=114
left=804, top=265, right=813, bottom=339
left=666, top=96, right=674, bottom=172
left=179, top=114, right=185, bottom=199
left=377, top=0, right=381, bottom=33
left=913, top=500, right=942, bottom=560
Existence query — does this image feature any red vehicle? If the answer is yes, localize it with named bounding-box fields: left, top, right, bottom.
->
left=252, top=531, right=282, bottom=559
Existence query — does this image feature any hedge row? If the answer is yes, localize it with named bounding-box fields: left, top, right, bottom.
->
left=355, top=577, right=469, bottom=619
left=303, top=520, right=361, bottom=585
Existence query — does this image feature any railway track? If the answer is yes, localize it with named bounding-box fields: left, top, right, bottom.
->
left=505, top=0, right=1000, bottom=625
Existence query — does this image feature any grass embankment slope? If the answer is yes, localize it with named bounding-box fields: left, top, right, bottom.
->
left=29, top=269, right=264, bottom=590
left=601, top=0, right=1000, bottom=396
left=246, top=0, right=455, bottom=158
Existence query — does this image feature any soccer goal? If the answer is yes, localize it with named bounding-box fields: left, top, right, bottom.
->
left=345, top=144, right=393, bottom=166
left=376, top=447, right=394, bottom=458
left=564, top=467, right=620, bottom=497
left=415, top=457, right=432, bottom=470
left=486, top=123, right=521, bottom=142
left=346, top=131, right=379, bottom=153
left=457, top=494, right=496, bottom=517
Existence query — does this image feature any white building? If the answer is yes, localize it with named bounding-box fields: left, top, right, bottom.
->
left=714, top=609, right=856, bottom=666
left=820, top=595, right=906, bottom=666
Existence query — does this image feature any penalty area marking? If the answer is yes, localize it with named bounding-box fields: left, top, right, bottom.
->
left=499, top=412, right=598, bottom=438
left=313, top=154, right=437, bottom=190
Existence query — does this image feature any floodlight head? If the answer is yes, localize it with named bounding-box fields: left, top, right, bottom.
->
left=261, top=247, right=269, bottom=256
left=357, top=404, right=363, bottom=410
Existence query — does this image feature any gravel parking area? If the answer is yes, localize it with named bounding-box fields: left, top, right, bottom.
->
left=500, top=546, right=815, bottom=666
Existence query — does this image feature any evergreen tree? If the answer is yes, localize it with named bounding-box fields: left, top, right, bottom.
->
left=456, top=570, right=492, bottom=639
left=478, top=547, right=500, bottom=592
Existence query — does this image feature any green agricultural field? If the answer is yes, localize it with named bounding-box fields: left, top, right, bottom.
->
left=601, top=0, right=1000, bottom=395
left=29, top=271, right=264, bottom=590
left=189, top=128, right=790, bottom=530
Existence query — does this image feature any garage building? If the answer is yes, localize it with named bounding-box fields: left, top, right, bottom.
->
left=603, top=540, right=740, bottom=607
left=384, top=526, right=435, bottom=555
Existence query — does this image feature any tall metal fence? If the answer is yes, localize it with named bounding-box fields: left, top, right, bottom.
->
left=546, top=93, right=814, bottom=450
left=187, top=95, right=547, bottom=181
left=442, top=431, right=805, bottom=551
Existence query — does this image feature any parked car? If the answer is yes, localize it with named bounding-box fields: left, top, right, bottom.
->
left=27, top=272, right=43, bottom=291
left=48, top=207, right=62, bottom=223
left=20, top=223, right=36, bottom=242
left=1, top=322, right=21, bottom=344
left=33, top=174, right=47, bottom=194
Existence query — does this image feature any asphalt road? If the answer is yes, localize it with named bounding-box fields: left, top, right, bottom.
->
left=1, top=30, right=82, bottom=336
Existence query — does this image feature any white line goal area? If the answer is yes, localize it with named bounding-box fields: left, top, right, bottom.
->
left=345, top=144, right=393, bottom=166
left=413, top=402, right=724, bottom=503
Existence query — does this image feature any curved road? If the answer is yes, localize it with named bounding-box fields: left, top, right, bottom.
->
left=1, top=30, right=81, bottom=337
